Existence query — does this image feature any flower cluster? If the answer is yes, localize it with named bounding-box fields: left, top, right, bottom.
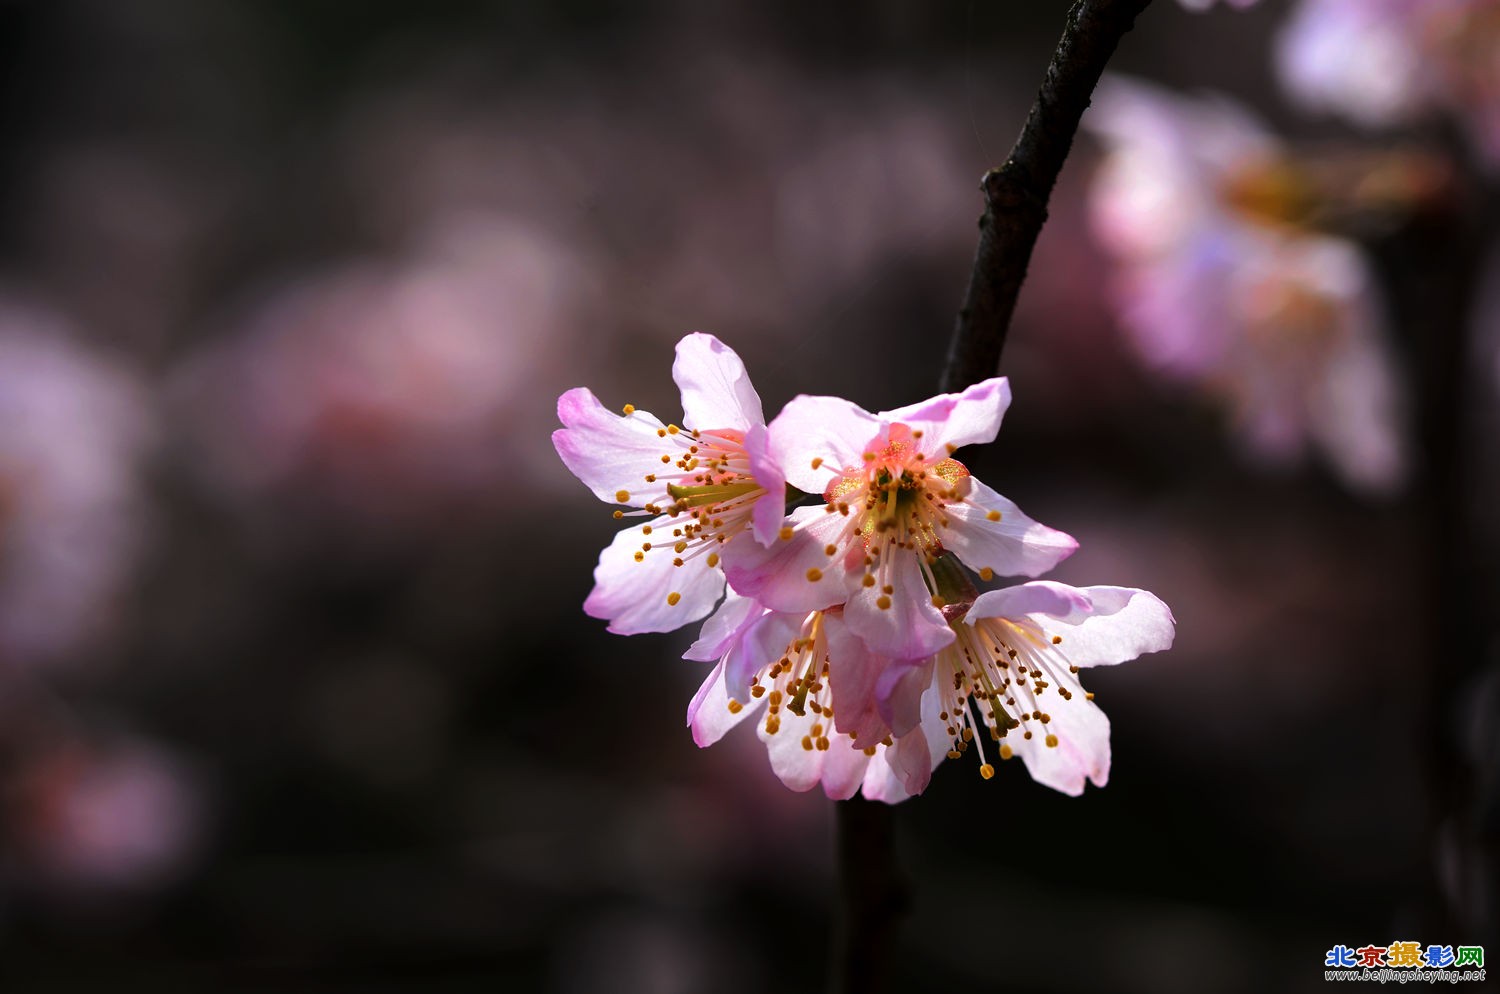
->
left=1086, top=78, right=1410, bottom=495
left=554, top=334, right=1174, bottom=802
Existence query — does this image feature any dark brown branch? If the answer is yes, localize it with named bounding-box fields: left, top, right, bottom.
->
left=943, top=0, right=1153, bottom=393
left=831, top=797, right=907, bottom=994
left=832, top=6, right=1153, bottom=993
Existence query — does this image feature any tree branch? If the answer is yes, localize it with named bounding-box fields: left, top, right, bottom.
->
left=943, top=0, right=1152, bottom=393
left=832, top=6, right=1153, bottom=993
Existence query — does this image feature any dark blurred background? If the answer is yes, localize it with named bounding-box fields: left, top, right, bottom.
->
left=0, top=0, right=1493, bottom=991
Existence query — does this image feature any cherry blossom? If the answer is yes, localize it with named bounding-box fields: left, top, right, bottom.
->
left=879, top=578, right=1176, bottom=796
left=1277, top=0, right=1500, bottom=168
left=721, top=378, right=1077, bottom=660
left=554, top=334, right=787, bottom=635
left=683, top=593, right=929, bottom=803
left=1086, top=77, right=1409, bottom=494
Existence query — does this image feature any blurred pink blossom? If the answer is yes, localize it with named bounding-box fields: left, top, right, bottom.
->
left=1086, top=78, right=1409, bottom=494
left=0, top=305, right=153, bottom=667
left=171, top=215, right=591, bottom=526
left=1175, top=0, right=1261, bottom=11
left=10, top=736, right=204, bottom=893
left=1277, top=0, right=1500, bottom=167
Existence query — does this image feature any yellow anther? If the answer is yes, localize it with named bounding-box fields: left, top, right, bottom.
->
left=1085, top=692, right=1095, bottom=701
left=633, top=551, right=644, bottom=562
left=657, top=428, right=667, bottom=438
left=876, top=595, right=892, bottom=610
left=778, top=526, right=794, bottom=541
left=862, top=452, right=875, bottom=462
left=642, top=525, right=653, bottom=535
left=801, top=736, right=814, bottom=751
left=661, top=454, right=671, bottom=463
left=806, top=568, right=823, bottom=582
left=986, top=509, right=1001, bottom=522
left=727, top=699, right=743, bottom=714
left=667, top=591, right=681, bottom=606
left=672, top=557, right=683, bottom=567
left=613, top=510, right=624, bottom=519
left=667, top=424, right=680, bottom=435
left=816, top=737, right=830, bottom=751
left=674, top=541, right=688, bottom=553
left=1052, top=635, right=1063, bottom=644
left=861, top=575, right=876, bottom=588
left=979, top=763, right=995, bottom=780
left=824, top=544, right=837, bottom=556
left=945, top=443, right=957, bottom=455
left=622, top=404, right=635, bottom=415
left=706, top=553, right=720, bottom=567
left=999, top=744, right=1014, bottom=760
left=810, top=457, right=823, bottom=470
left=1045, top=734, right=1059, bottom=748
left=931, top=595, right=946, bottom=608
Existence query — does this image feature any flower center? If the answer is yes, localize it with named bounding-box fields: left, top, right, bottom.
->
left=931, top=616, right=1091, bottom=779
left=615, top=420, right=766, bottom=600
left=817, top=423, right=975, bottom=608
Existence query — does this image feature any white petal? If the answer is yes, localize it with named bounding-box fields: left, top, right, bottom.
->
left=672, top=333, right=765, bottom=433
left=584, top=519, right=725, bottom=635
left=720, top=505, right=850, bottom=613
left=942, top=479, right=1078, bottom=578
left=553, top=388, right=674, bottom=506
left=879, top=377, right=1011, bottom=458
left=1005, top=696, right=1111, bottom=796
left=844, top=549, right=954, bottom=659
left=767, top=394, right=883, bottom=494
left=683, top=591, right=762, bottom=662
left=687, top=658, right=760, bottom=747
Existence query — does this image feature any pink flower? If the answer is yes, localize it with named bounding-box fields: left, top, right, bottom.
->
left=1086, top=78, right=1409, bottom=494
left=878, top=580, right=1176, bottom=796
left=682, top=593, right=928, bottom=803
left=1277, top=0, right=1500, bottom=168
left=721, top=378, right=1077, bottom=659
left=553, top=334, right=787, bottom=635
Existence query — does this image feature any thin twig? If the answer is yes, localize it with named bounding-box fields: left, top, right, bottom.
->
left=943, top=0, right=1152, bottom=393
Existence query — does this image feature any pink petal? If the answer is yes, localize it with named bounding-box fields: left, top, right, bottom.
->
left=824, top=617, right=890, bottom=749
left=874, top=657, right=934, bottom=738
left=817, top=735, right=875, bottom=801
left=766, top=395, right=883, bottom=494
left=879, top=377, right=1011, bottom=458
left=553, top=387, right=674, bottom=506
left=743, top=424, right=789, bottom=546
left=941, top=479, right=1078, bottom=578
left=844, top=548, right=954, bottom=659
left=684, top=591, right=763, bottom=662
left=584, top=519, right=725, bottom=635
left=687, top=658, right=760, bottom=747
left=672, top=333, right=765, bottom=433
left=719, top=506, right=849, bottom=614
left=723, top=610, right=803, bottom=701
